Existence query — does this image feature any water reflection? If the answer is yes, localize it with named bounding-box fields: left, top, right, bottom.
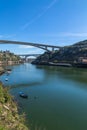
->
left=36, top=65, right=87, bottom=85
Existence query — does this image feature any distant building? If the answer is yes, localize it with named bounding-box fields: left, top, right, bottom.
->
left=78, top=57, right=87, bottom=63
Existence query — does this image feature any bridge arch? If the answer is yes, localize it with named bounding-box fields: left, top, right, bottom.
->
left=19, top=54, right=40, bottom=62
left=0, top=40, right=61, bottom=52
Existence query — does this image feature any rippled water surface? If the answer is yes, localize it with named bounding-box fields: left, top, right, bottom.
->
left=1, top=63, right=87, bottom=130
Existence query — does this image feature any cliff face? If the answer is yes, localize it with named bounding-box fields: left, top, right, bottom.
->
left=32, top=40, right=87, bottom=65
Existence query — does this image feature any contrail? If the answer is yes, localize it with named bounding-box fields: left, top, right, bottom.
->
left=21, top=0, right=58, bottom=30
left=1, top=0, right=58, bottom=39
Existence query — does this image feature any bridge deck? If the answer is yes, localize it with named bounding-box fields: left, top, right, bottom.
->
left=0, top=40, right=61, bottom=48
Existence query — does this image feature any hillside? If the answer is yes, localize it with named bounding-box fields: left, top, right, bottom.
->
left=32, top=40, right=87, bottom=65
left=72, top=40, right=87, bottom=46
left=0, top=50, right=21, bottom=66
left=0, top=82, right=28, bottom=130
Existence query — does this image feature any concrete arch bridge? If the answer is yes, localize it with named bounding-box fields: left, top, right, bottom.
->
left=0, top=40, right=61, bottom=52
left=19, top=54, right=40, bottom=60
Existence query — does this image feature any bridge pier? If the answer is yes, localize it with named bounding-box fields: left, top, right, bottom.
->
left=19, top=54, right=40, bottom=62
left=25, top=56, right=27, bottom=62
left=52, top=47, right=54, bottom=52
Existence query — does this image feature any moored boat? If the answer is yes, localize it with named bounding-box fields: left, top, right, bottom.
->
left=5, top=78, right=8, bottom=81
left=19, top=92, right=28, bottom=98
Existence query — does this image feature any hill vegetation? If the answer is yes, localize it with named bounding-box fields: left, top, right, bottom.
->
left=0, top=50, right=21, bottom=65
left=0, top=50, right=22, bottom=74
left=0, top=82, right=28, bottom=130
left=0, top=51, right=28, bottom=129
left=32, top=40, right=87, bottom=65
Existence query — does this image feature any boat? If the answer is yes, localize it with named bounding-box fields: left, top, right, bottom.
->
left=6, top=68, right=12, bottom=75
left=7, top=71, right=11, bottom=74
left=6, top=68, right=12, bottom=71
left=6, top=71, right=11, bottom=75
left=19, top=92, right=28, bottom=98
left=5, top=78, right=8, bottom=81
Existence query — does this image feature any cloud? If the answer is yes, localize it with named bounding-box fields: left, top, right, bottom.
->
left=17, top=47, right=44, bottom=55
left=19, top=45, right=35, bottom=49
left=61, top=32, right=87, bottom=37
left=58, top=32, right=87, bottom=37
left=36, top=32, right=87, bottom=37
left=26, top=49, right=43, bottom=54
left=21, top=0, right=58, bottom=30
left=0, top=34, right=16, bottom=39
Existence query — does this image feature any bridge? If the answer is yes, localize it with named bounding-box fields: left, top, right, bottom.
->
left=0, top=40, right=61, bottom=52
left=18, top=54, right=41, bottom=59
left=18, top=54, right=40, bottom=57
left=18, top=54, right=41, bottom=62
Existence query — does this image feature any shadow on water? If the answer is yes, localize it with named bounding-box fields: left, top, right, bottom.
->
left=8, top=82, right=43, bottom=89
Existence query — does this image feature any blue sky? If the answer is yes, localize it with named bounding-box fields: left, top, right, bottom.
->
left=0, top=0, right=87, bottom=54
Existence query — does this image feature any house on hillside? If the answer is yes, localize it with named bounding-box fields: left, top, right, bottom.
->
left=78, top=57, right=87, bottom=63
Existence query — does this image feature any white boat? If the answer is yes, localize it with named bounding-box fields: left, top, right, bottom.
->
left=7, top=71, right=11, bottom=74
left=6, top=71, right=11, bottom=75
left=5, top=78, right=8, bottom=81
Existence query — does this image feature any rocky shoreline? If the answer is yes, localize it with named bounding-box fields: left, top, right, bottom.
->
left=32, top=61, right=87, bottom=68
left=0, top=51, right=28, bottom=129
left=0, top=82, right=28, bottom=130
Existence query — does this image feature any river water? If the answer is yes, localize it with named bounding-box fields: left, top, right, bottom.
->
left=1, top=63, right=87, bottom=130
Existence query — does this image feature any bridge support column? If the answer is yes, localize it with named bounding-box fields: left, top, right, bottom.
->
left=52, top=47, right=54, bottom=52
left=45, top=46, right=48, bottom=51
left=24, top=56, right=27, bottom=62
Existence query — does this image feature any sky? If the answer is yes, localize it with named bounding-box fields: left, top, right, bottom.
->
left=0, top=0, right=87, bottom=54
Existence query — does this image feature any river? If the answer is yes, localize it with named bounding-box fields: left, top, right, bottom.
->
left=0, top=63, right=87, bottom=130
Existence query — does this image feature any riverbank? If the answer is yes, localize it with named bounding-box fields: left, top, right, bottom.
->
left=0, top=62, right=24, bottom=76
left=32, top=61, right=87, bottom=68
left=0, top=50, right=24, bottom=75
left=0, top=82, right=28, bottom=130
left=0, top=67, right=5, bottom=75
left=32, top=39, right=87, bottom=68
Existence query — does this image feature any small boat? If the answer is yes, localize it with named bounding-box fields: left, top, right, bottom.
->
left=6, top=71, right=11, bottom=76
left=6, top=68, right=12, bottom=71
left=19, top=92, right=28, bottom=98
left=7, top=71, right=11, bottom=74
left=5, top=78, right=8, bottom=81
